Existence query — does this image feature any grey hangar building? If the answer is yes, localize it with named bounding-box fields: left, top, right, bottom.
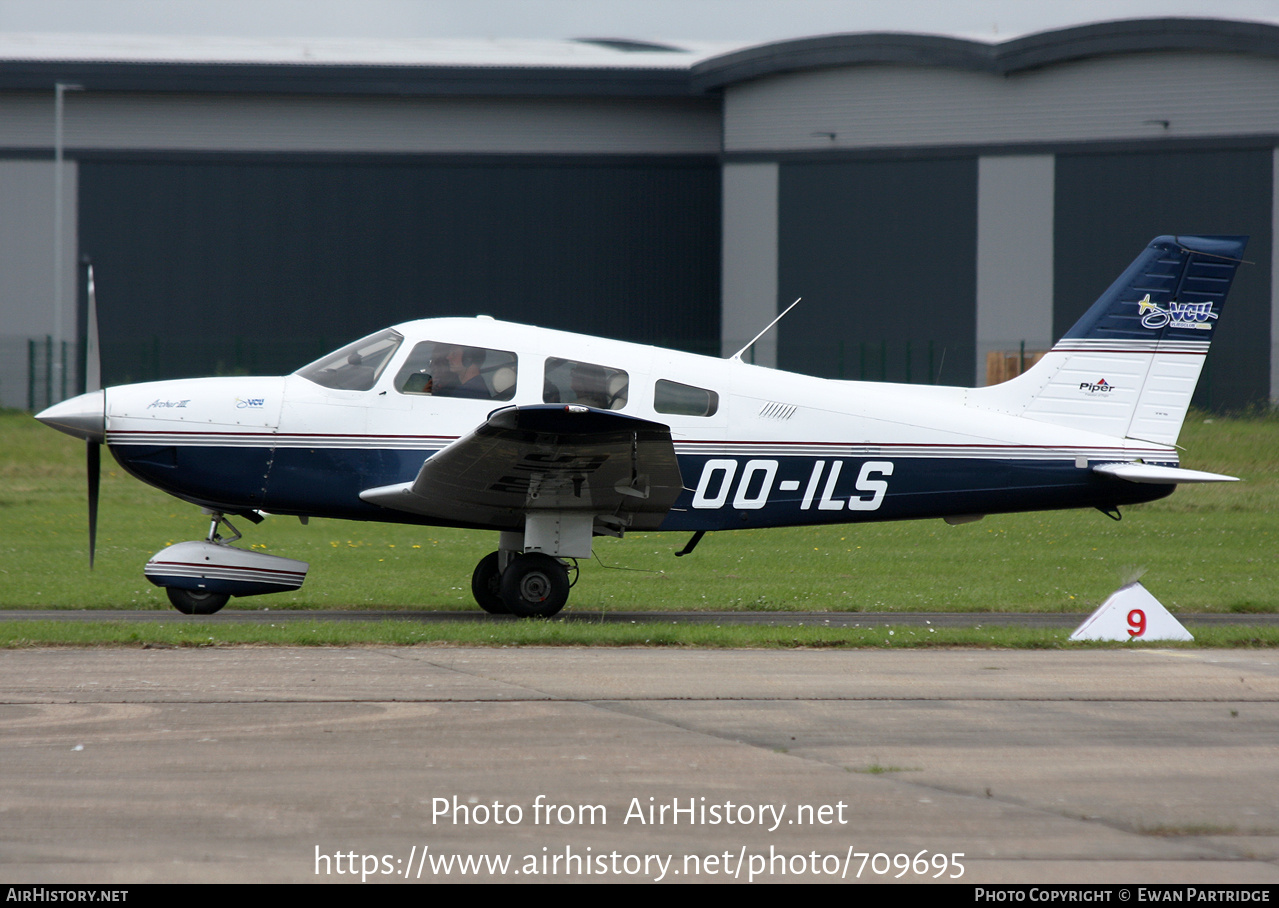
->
left=1, top=17, right=1276, bottom=412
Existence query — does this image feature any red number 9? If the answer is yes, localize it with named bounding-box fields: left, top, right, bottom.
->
left=1127, top=608, right=1146, bottom=637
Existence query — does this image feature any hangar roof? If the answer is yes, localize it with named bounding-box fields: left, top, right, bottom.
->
left=0, top=32, right=732, bottom=67
left=692, top=17, right=1279, bottom=90
left=0, top=17, right=1275, bottom=98
left=0, top=32, right=734, bottom=97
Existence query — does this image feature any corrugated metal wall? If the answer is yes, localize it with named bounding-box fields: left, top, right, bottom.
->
left=5, top=34, right=1277, bottom=408
left=718, top=47, right=1278, bottom=404
left=723, top=52, right=1279, bottom=153
left=79, top=154, right=721, bottom=384
left=775, top=157, right=977, bottom=385
left=0, top=94, right=720, bottom=155
left=1054, top=148, right=1272, bottom=411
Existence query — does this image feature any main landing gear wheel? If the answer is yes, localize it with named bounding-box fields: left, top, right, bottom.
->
left=500, top=553, right=570, bottom=618
left=471, top=552, right=509, bottom=615
left=166, top=588, right=231, bottom=615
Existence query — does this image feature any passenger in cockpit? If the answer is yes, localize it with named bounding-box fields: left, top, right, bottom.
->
left=568, top=362, right=612, bottom=409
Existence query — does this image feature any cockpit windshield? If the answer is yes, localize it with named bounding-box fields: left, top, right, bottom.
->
left=296, top=329, right=404, bottom=391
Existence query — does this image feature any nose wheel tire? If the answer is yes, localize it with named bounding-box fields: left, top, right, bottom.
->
left=471, top=551, right=509, bottom=614
left=500, top=553, right=570, bottom=618
left=166, top=588, right=231, bottom=615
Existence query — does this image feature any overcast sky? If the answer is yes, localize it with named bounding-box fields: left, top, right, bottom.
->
left=0, top=0, right=1276, bottom=45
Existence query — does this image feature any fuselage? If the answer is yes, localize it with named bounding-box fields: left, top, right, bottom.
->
left=97, top=315, right=1176, bottom=532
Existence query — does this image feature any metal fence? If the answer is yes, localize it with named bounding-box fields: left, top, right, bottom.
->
left=782, top=338, right=978, bottom=386
left=0, top=336, right=80, bottom=412
left=0, top=334, right=320, bottom=411
left=3, top=335, right=979, bottom=411
left=3, top=333, right=1228, bottom=412
left=104, top=336, right=332, bottom=388
left=4, top=332, right=725, bottom=412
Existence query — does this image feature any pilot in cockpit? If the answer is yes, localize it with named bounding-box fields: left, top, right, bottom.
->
left=426, top=345, right=489, bottom=399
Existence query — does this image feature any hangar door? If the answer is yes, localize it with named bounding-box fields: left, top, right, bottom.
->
left=1055, top=148, right=1272, bottom=410
left=79, top=155, right=721, bottom=385
left=776, top=157, right=978, bottom=386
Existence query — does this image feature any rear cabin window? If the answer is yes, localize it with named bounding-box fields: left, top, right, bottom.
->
left=654, top=379, right=719, bottom=417
left=394, top=341, right=517, bottom=401
left=543, top=358, right=628, bottom=410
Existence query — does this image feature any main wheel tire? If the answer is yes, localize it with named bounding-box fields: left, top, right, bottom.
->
left=499, top=553, right=569, bottom=618
left=166, top=587, right=230, bottom=615
left=471, top=551, right=509, bottom=614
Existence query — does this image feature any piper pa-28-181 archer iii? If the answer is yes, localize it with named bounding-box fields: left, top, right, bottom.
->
left=37, top=235, right=1246, bottom=617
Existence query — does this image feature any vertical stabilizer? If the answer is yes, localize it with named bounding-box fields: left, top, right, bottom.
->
left=969, top=235, right=1247, bottom=445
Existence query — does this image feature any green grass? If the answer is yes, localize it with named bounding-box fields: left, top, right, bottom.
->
left=0, top=620, right=1277, bottom=649
left=2, top=407, right=1276, bottom=619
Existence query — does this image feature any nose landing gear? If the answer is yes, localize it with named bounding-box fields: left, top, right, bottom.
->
left=144, top=511, right=310, bottom=615
left=167, top=587, right=231, bottom=615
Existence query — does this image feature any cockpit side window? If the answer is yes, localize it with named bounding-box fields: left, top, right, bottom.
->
left=296, top=329, right=403, bottom=391
left=654, top=379, right=719, bottom=417
left=543, top=358, right=628, bottom=410
left=394, top=341, right=517, bottom=401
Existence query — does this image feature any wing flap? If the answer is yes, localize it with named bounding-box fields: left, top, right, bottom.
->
left=360, top=405, right=683, bottom=530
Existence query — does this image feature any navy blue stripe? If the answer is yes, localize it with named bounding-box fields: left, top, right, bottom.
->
left=112, top=443, right=1172, bottom=531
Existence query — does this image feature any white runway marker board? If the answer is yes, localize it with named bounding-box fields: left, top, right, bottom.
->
left=1069, top=582, right=1193, bottom=642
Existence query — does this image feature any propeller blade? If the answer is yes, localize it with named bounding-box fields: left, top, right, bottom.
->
left=87, top=440, right=100, bottom=568
left=86, top=263, right=101, bottom=567
left=85, top=264, right=100, bottom=393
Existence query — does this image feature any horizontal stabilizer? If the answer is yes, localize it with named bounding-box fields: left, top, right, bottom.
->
left=1092, top=462, right=1239, bottom=484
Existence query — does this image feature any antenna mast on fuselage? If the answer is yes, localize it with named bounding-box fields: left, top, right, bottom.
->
left=730, top=298, right=801, bottom=363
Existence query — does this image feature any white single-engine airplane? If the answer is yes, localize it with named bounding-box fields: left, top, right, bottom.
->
left=37, top=235, right=1245, bottom=617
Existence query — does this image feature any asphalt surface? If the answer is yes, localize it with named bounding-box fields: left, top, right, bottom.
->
left=1, top=645, right=1277, bottom=884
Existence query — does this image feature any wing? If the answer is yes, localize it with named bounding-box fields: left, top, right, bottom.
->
left=359, top=405, right=684, bottom=532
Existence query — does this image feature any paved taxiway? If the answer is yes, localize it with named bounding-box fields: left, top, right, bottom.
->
left=2, top=646, right=1278, bottom=884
